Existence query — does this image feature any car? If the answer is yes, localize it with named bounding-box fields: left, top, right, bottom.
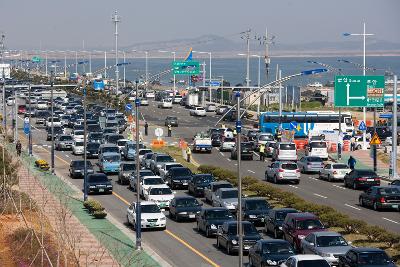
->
left=142, top=152, right=155, bottom=169
left=389, top=179, right=400, bottom=186
left=45, top=116, right=62, bottom=128
left=150, top=154, right=175, bottom=174
left=255, top=133, right=275, bottom=150
left=248, top=239, right=295, bottom=267
left=280, top=255, right=330, bottom=267
left=172, top=95, right=182, bottom=104
left=305, top=141, right=329, bottom=160
left=297, top=156, right=325, bottom=174
left=122, top=141, right=145, bottom=160
left=211, top=134, right=223, bottom=147
left=265, top=208, right=298, bottom=239
left=140, top=98, right=149, bottom=106
left=117, top=139, right=130, bottom=152
left=204, top=181, right=233, bottom=204
left=240, top=197, right=272, bottom=226
left=72, top=129, right=85, bottom=142
left=282, top=212, right=326, bottom=252
left=86, top=142, right=100, bottom=158
left=165, top=116, right=178, bottom=127
left=265, top=141, right=277, bottom=158
left=338, top=247, right=396, bottom=267
left=18, top=105, right=27, bottom=114
left=188, top=174, right=215, bottom=197
left=143, top=185, right=175, bottom=210
left=190, top=106, right=206, bottom=116
left=205, top=103, right=217, bottom=112
left=138, top=176, right=165, bottom=197
left=216, top=105, right=228, bottom=115
left=46, top=126, right=64, bottom=141
left=98, top=152, right=121, bottom=174
left=272, top=142, right=297, bottom=161
left=169, top=196, right=202, bottom=221
left=105, top=134, right=125, bottom=145
left=231, top=142, right=254, bottom=160
left=216, top=221, right=262, bottom=255
left=158, top=99, right=173, bottom=109
left=219, top=137, right=236, bottom=152
left=359, top=186, right=400, bottom=211
left=69, top=160, right=94, bottom=178
left=85, top=173, right=113, bottom=194
left=88, top=132, right=103, bottom=143
left=343, top=169, right=380, bottom=190
left=158, top=162, right=184, bottom=180
left=99, top=144, right=120, bottom=156
left=128, top=170, right=155, bottom=190
left=319, top=163, right=351, bottom=182
left=212, top=188, right=238, bottom=213
left=72, top=140, right=85, bottom=155
left=196, top=207, right=234, bottom=237
left=55, top=134, right=74, bottom=150
left=354, top=136, right=371, bottom=150
left=165, top=167, right=193, bottom=189
left=265, top=161, right=300, bottom=184
left=137, top=149, right=153, bottom=161
left=126, top=201, right=166, bottom=230
left=118, top=162, right=137, bottom=185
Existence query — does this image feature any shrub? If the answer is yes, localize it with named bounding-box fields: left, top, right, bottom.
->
left=93, top=210, right=107, bottom=219
left=83, top=199, right=104, bottom=213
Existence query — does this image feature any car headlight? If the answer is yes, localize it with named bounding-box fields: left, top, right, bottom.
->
left=179, top=212, right=187, bottom=215
left=89, top=186, right=96, bottom=189
left=248, top=214, right=257, bottom=219
left=107, top=185, right=113, bottom=188
left=159, top=217, right=166, bottom=221
left=266, top=260, right=277, bottom=266
left=278, top=226, right=282, bottom=230
left=231, top=239, right=238, bottom=245
left=298, top=235, right=306, bottom=239
left=210, top=224, right=217, bottom=230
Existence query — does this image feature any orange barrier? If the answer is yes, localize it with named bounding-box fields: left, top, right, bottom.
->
left=342, top=140, right=350, bottom=151
left=294, top=139, right=308, bottom=150
left=151, top=139, right=166, bottom=148
left=330, top=143, right=337, bottom=152
left=179, top=139, right=188, bottom=149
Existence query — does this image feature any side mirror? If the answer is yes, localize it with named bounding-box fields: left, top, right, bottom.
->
left=173, top=191, right=177, bottom=194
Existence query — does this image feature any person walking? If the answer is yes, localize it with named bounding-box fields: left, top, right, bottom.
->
left=350, top=136, right=356, bottom=151
left=348, top=156, right=357, bottom=170
left=259, top=143, right=265, bottom=161
left=167, top=124, right=172, bottom=137
left=186, top=146, right=191, bottom=162
left=16, top=140, right=22, bottom=156
left=144, top=121, right=148, bottom=136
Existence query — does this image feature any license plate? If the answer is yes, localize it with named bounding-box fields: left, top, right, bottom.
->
left=261, top=218, right=264, bottom=222
left=392, top=205, right=398, bottom=209
left=244, top=246, right=250, bottom=250
left=183, top=183, right=188, bottom=186
left=149, top=223, right=156, bottom=227
left=189, top=214, right=195, bottom=218
left=367, top=179, right=374, bottom=182
left=99, top=189, right=104, bottom=192
left=202, top=148, right=205, bottom=150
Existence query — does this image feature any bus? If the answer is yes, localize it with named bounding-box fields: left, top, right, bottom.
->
left=259, top=111, right=354, bottom=137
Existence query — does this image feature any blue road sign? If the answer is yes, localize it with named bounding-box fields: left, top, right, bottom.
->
left=23, top=117, right=30, bottom=135
left=236, top=120, right=242, bottom=133
left=135, top=99, right=141, bottom=106
left=209, top=81, right=221, bottom=86
left=125, top=104, right=132, bottom=112
left=289, top=121, right=298, bottom=131
left=358, top=121, right=367, bottom=131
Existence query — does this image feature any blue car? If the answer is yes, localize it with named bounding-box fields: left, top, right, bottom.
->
left=99, top=152, right=121, bottom=174
left=123, top=141, right=144, bottom=160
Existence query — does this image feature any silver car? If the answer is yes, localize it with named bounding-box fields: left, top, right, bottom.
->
left=265, top=161, right=300, bottom=184
left=297, top=156, right=325, bottom=173
left=212, top=188, right=238, bottom=213
left=319, top=163, right=351, bottom=182
left=55, top=134, right=74, bottom=151
left=301, top=231, right=352, bottom=266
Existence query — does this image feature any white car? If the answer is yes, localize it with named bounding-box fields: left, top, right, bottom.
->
left=319, top=163, right=351, bottom=181
left=126, top=201, right=166, bottom=230
left=280, top=255, right=330, bottom=267
left=158, top=162, right=183, bottom=180
left=117, top=139, right=130, bottom=153
left=158, top=99, right=173, bottom=109
left=72, top=130, right=85, bottom=142
left=190, top=106, right=206, bottom=117
left=46, top=117, right=62, bottom=128
left=37, top=101, right=48, bottom=110
left=72, top=140, right=84, bottom=155
left=144, top=185, right=175, bottom=210
left=6, top=97, right=15, bottom=106
left=146, top=91, right=155, bottom=98
left=140, top=98, right=149, bottom=106
left=219, top=137, right=236, bottom=152
left=140, top=176, right=166, bottom=197
left=138, top=149, right=153, bottom=161
left=205, top=104, right=217, bottom=112
left=173, top=95, right=182, bottom=104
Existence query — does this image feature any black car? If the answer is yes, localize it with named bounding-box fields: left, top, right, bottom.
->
left=165, top=167, right=193, bottom=189
left=216, top=221, right=262, bottom=255
left=248, top=239, right=295, bottom=267
left=188, top=174, right=215, bottom=197
left=231, top=142, right=254, bottom=160
left=88, top=132, right=103, bottom=143
left=390, top=179, right=400, bottom=186
left=165, top=116, right=178, bottom=127
left=169, top=196, right=202, bottom=221
left=46, top=126, right=64, bottom=141
left=338, top=247, right=396, bottom=267
left=246, top=130, right=260, bottom=141
left=344, top=169, right=381, bottom=190
left=359, top=186, right=400, bottom=211
left=87, top=124, right=102, bottom=133
left=264, top=208, right=298, bottom=238
left=210, top=134, right=222, bottom=147
left=86, top=142, right=100, bottom=158
left=196, top=207, right=234, bottom=237
left=85, top=173, right=113, bottom=194
left=69, top=160, right=94, bottom=178
left=240, top=198, right=272, bottom=226
left=105, top=134, right=125, bottom=145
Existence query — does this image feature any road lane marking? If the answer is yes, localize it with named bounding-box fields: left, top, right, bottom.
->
left=333, top=184, right=346, bottom=190
left=382, top=217, right=400, bottom=225
left=248, top=170, right=255, bottom=174
left=65, top=155, right=70, bottom=158
left=313, top=193, right=327, bottom=199
left=227, top=158, right=231, bottom=162
left=309, top=177, right=319, bottom=181
left=112, top=191, right=130, bottom=205
left=289, top=185, right=299, bottom=189
left=344, top=204, right=361, bottom=211
left=219, top=152, right=224, bottom=156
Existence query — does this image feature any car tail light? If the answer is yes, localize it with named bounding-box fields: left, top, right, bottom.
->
left=333, top=171, right=338, bottom=174
left=278, top=169, right=284, bottom=172
left=356, top=177, right=367, bottom=181
left=374, top=178, right=380, bottom=181
left=296, top=169, right=300, bottom=173
left=380, top=197, right=386, bottom=203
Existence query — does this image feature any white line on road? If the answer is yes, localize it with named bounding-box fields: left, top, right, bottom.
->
left=309, top=177, right=319, bottom=181
left=219, top=152, right=224, bottom=156
left=333, top=184, right=346, bottom=190
left=248, top=170, right=255, bottom=174
left=65, top=155, right=70, bottom=158
left=344, top=204, right=361, bottom=211
left=234, top=163, right=237, bottom=166
left=313, top=193, right=328, bottom=199
left=227, top=158, right=231, bottom=162
left=289, top=185, right=299, bottom=189
left=382, top=217, right=400, bottom=224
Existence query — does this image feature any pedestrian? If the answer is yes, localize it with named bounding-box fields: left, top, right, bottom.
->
left=277, top=130, right=282, bottom=142
left=186, top=146, right=191, bottom=162
left=16, top=140, right=22, bottom=156
left=350, top=136, right=356, bottom=151
left=144, top=121, right=148, bottom=136
left=348, top=156, right=357, bottom=170
left=259, top=143, right=265, bottom=161
left=167, top=124, right=172, bottom=137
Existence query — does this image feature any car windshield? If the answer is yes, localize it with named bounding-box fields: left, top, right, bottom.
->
left=73, top=161, right=92, bottom=167
left=141, top=204, right=161, bottom=213
left=298, top=260, right=330, bottom=267
left=310, top=142, right=327, bottom=148
left=87, top=143, right=100, bottom=149
left=88, top=175, right=108, bottom=183
left=75, top=142, right=84, bottom=146
left=90, top=133, right=103, bottom=139
left=74, top=130, right=84, bottom=136
left=206, top=210, right=232, bottom=219
left=307, top=157, right=323, bottom=162
left=166, top=164, right=182, bottom=170
left=379, top=187, right=400, bottom=195
left=195, top=175, right=214, bottom=184
left=102, top=147, right=119, bottom=153
left=282, top=163, right=298, bottom=170
left=145, top=154, right=154, bottom=159
left=140, top=170, right=154, bottom=177
left=122, top=164, right=136, bottom=171
left=357, top=170, right=378, bottom=177
left=221, top=190, right=238, bottom=199
left=296, top=219, right=324, bottom=230
left=214, top=183, right=233, bottom=191
left=358, top=252, right=391, bottom=265
left=108, top=135, right=123, bottom=143
left=143, top=178, right=164, bottom=185
left=157, top=155, right=174, bottom=162
left=241, top=143, right=253, bottom=149
left=316, top=235, right=348, bottom=247
left=262, top=242, right=294, bottom=254
left=176, top=198, right=199, bottom=208
left=103, top=155, right=120, bottom=162
left=172, top=168, right=192, bottom=176
left=228, top=223, right=258, bottom=235
left=53, top=127, right=63, bottom=133
left=333, top=164, right=349, bottom=169
left=139, top=150, right=152, bottom=155
left=149, top=187, right=173, bottom=195
left=59, top=136, right=72, bottom=141
left=259, top=135, right=273, bottom=141
left=280, top=144, right=296, bottom=150
left=117, top=140, right=128, bottom=146
left=224, top=138, right=235, bottom=142
left=276, top=211, right=296, bottom=221
left=167, top=117, right=177, bottom=120
left=246, top=200, right=270, bottom=210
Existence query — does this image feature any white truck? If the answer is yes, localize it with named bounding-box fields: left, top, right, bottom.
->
left=192, top=132, right=212, bottom=153
left=185, top=93, right=199, bottom=107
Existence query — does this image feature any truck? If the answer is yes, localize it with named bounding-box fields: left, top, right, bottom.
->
left=185, top=93, right=199, bottom=107
left=192, top=132, right=212, bottom=153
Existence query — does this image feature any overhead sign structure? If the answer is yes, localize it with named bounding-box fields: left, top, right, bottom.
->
left=31, top=56, right=42, bottom=63
left=172, top=61, right=200, bottom=75
left=369, top=132, right=382, bottom=145
left=334, top=76, right=385, bottom=107
left=358, top=121, right=367, bottom=131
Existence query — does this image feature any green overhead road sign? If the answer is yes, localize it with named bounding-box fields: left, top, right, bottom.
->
left=334, top=75, right=385, bottom=107
left=31, top=56, right=42, bottom=63
left=172, top=61, right=200, bottom=75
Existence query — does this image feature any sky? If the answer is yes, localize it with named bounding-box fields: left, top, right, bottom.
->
left=0, top=0, right=399, bottom=50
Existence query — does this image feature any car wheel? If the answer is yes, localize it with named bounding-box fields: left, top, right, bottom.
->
left=274, top=175, right=278, bottom=184
left=357, top=145, right=362, bottom=150
left=294, top=180, right=300, bottom=185
left=196, top=222, right=201, bottom=232
left=352, top=182, right=358, bottom=190
left=274, top=228, right=279, bottom=239
left=205, top=227, right=211, bottom=238
left=248, top=256, right=254, bottom=267
left=344, top=179, right=348, bottom=188
left=328, top=175, right=332, bottom=182
left=265, top=172, right=269, bottom=181
left=216, top=237, right=221, bottom=248
left=359, top=197, right=364, bottom=207
left=373, top=202, right=379, bottom=211
left=126, top=215, right=130, bottom=225
left=318, top=172, right=322, bottom=180
left=302, top=167, right=306, bottom=174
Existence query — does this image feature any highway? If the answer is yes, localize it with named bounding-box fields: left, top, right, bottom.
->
left=14, top=98, right=400, bottom=267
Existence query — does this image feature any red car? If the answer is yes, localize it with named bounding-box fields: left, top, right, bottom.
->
left=18, top=105, right=27, bottom=114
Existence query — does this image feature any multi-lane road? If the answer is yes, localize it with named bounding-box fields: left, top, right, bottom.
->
left=14, top=97, right=400, bottom=267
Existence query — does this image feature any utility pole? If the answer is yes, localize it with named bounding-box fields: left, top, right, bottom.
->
left=135, top=80, right=142, bottom=250
left=83, top=82, right=88, bottom=201
left=112, top=11, right=121, bottom=95
left=391, top=75, right=398, bottom=179
left=28, top=79, right=32, bottom=156
left=104, top=51, right=107, bottom=79
left=235, top=91, right=243, bottom=267
left=145, top=51, right=148, bottom=92
left=240, top=29, right=251, bottom=87
left=50, top=71, right=55, bottom=174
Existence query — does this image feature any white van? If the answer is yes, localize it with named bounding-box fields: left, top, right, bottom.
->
left=272, top=142, right=297, bottom=161
left=306, top=141, right=328, bottom=160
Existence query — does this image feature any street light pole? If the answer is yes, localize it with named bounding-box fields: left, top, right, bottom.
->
left=83, top=83, right=88, bottom=201
left=28, top=79, right=32, bottom=156
left=252, top=55, right=262, bottom=116
left=145, top=51, right=148, bottom=92
left=123, top=51, right=126, bottom=88
left=112, top=11, right=121, bottom=95
left=135, top=80, right=142, bottom=250
left=104, top=51, right=107, bottom=79
left=235, top=91, right=243, bottom=267
left=391, top=75, right=398, bottom=179
left=50, top=71, right=55, bottom=174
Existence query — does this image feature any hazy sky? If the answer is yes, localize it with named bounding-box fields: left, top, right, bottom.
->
left=1, top=0, right=399, bottom=50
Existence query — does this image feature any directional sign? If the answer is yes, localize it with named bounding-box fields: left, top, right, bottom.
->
left=125, top=104, right=132, bottom=112
left=23, top=117, right=30, bottom=135
left=172, top=61, right=200, bottom=75
left=155, top=128, right=164, bottom=137
left=369, top=132, right=382, bottom=145
left=334, top=76, right=385, bottom=107
left=358, top=121, right=367, bottom=131
left=289, top=121, right=297, bottom=131
left=31, top=56, right=42, bottom=63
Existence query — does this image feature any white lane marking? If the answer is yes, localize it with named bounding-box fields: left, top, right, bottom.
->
left=253, top=151, right=260, bottom=158
left=248, top=170, right=255, bottom=174
left=234, top=163, right=237, bottom=166
left=333, top=184, right=346, bottom=190
left=382, top=217, right=400, bottom=225
left=219, top=152, right=224, bottom=156
left=309, top=177, right=319, bottom=181
left=227, top=158, right=231, bottom=162
left=65, top=155, right=70, bottom=158
left=289, top=185, right=299, bottom=189
left=344, top=204, right=361, bottom=211
left=313, top=193, right=327, bottom=199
